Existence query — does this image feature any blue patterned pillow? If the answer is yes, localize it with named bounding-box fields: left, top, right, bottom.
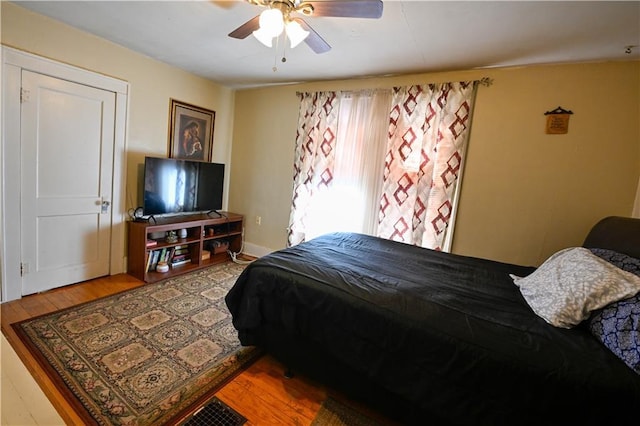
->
left=588, top=248, right=640, bottom=374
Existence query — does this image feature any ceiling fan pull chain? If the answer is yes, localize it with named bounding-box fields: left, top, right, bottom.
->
left=272, top=32, right=280, bottom=72
left=281, top=32, right=288, bottom=64
left=272, top=31, right=289, bottom=71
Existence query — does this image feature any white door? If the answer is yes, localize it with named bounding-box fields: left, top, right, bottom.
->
left=20, top=70, right=116, bottom=295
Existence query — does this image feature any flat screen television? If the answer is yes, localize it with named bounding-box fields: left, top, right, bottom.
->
left=143, top=156, right=224, bottom=216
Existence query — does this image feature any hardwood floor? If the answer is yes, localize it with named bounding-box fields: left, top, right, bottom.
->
left=1, top=271, right=396, bottom=425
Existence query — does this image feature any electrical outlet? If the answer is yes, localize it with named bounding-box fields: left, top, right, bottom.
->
left=255, top=216, right=262, bottom=226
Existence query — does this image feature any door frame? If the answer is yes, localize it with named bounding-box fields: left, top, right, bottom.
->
left=1, top=46, right=129, bottom=302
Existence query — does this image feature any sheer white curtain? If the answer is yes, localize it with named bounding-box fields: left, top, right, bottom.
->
left=289, top=90, right=392, bottom=244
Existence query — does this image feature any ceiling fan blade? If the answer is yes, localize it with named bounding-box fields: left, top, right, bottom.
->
left=306, top=0, right=383, bottom=19
left=228, top=15, right=260, bottom=39
left=296, top=18, right=331, bottom=54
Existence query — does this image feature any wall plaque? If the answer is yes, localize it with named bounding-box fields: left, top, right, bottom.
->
left=544, top=106, right=573, bottom=134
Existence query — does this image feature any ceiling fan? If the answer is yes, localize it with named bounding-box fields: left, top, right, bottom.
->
left=228, top=0, right=384, bottom=53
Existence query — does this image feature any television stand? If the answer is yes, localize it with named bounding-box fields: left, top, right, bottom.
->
left=206, top=210, right=223, bottom=218
left=127, top=212, right=243, bottom=283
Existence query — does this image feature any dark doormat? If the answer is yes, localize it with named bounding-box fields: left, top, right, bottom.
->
left=182, top=396, right=247, bottom=426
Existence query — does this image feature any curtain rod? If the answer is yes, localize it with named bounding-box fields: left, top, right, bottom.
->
left=296, top=77, right=495, bottom=97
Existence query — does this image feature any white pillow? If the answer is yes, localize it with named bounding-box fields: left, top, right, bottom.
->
left=511, top=247, right=640, bottom=328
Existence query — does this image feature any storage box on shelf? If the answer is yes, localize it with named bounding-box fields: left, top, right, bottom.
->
left=127, top=212, right=243, bottom=283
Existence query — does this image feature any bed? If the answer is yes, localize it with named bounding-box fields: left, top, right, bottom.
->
left=225, top=216, right=640, bottom=425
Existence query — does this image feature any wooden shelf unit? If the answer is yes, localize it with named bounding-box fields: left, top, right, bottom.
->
left=127, top=212, right=243, bottom=283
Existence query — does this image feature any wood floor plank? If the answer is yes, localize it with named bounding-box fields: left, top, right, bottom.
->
left=14, top=294, right=58, bottom=317
left=230, top=358, right=325, bottom=413
left=39, top=288, right=78, bottom=311
left=0, top=301, right=28, bottom=326
left=217, top=380, right=316, bottom=426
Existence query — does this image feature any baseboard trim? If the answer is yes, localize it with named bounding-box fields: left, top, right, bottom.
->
left=240, top=242, right=274, bottom=259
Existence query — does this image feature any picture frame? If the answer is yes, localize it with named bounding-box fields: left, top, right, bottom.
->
left=168, top=99, right=215, bottom=161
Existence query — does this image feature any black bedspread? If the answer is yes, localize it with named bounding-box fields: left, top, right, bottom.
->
left=226, top=232, right=640, bottom=425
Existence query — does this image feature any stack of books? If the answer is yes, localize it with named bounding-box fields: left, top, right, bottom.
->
left=170, top=245, right=191, bottom=267
left=145, top=245, right=191, bottom=272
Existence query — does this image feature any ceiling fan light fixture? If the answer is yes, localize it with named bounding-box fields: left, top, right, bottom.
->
left=285, top=20, right=309, bottom=48
left=230, top=0, right=384, bottom=55
left=258, top=8, right=285, bottom=37
left=252, top=27, right=274, bottom=47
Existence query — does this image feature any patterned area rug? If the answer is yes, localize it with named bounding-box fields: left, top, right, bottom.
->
left=12, top=262, right=261, bottom=426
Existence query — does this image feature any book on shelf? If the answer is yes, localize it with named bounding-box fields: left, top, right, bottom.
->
left=173, top=248, right=189, bottom=256
left=171, top=253, right=189, bottom=263
left=145, top=251, right=152, bottom=272
left=148, top=250, right=161, bottom=272
left=165, top=247, right=176, bottom=263
left=171, top=258, right=191, bottom=267
left=146, top=239, right=158, bottom=248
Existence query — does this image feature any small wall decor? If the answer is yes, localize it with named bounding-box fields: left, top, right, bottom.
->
left=168, top=99, right=215, bottom=161
left=544, top=106, right=573, bottom=134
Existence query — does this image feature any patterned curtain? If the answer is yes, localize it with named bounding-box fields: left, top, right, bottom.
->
left=377, top=82, right=479, bottom=251
left=287, top=91, right=340, bottom=246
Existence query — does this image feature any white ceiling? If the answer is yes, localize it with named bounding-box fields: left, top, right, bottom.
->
left=11, top=0, right=640, bottom=89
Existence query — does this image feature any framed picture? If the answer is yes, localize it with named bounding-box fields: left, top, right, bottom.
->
left=168, top=99, right=215, bottom=161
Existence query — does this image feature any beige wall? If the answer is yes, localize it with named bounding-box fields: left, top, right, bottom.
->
left=4, top=3, right=639, bottom=268
left=230, top=61, right=640, bottom=266
left=1, top=2, right=236, bottom=214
